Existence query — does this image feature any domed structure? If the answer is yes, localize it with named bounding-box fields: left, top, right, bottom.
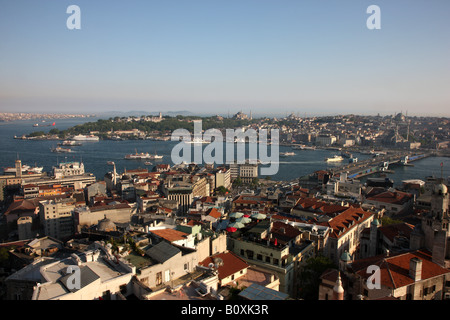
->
left=97, top=216, right=116, bottom=232
left=371, top=218, right=381, bottom=227
left=340, top=251, right=352, bottom=262
left=433, top=183, right=448, bottom=196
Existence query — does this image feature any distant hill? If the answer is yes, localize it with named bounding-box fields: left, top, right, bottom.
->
left=96, top=110, right=196, bottom=118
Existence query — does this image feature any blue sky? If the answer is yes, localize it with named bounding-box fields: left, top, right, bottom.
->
left=1, top=0, right=449, bottom=117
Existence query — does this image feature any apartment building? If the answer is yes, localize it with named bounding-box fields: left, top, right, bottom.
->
left=39, top=198, right=77, bottom=239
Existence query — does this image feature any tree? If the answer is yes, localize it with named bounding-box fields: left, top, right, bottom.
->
left=233, top=177, right=242, bottom=187
left=297, top=255, right=336, bottom=300
left=216, top=186, right=230, bottom=195
left=381, top=216, right=403, bottom=226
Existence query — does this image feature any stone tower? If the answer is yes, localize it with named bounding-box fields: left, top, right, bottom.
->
left=15, top=159, right=22, bottom=178
left=369, top=218, right=381, bottom=257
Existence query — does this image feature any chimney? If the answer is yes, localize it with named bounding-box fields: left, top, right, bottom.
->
left=409, top=257, right=422, bottom=281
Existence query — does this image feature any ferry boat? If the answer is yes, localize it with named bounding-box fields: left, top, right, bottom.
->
left=51, top=147, right=72, bottom=153
left=325, top=155, right=344, bottom=162
left=149, top=153, right=163, bottom=160
left=58, top=140, right=82, bottom=146
left=184, top=138, right=210, bottom=144
left=280, top=152, right=295, bottom=157
left=3, top=164, right=43, bottom=174
left=72, top=134, right=99, bottom=141
left=125, top=150, right=153, bottom=160
left=292, top=145, right=316, bottom=150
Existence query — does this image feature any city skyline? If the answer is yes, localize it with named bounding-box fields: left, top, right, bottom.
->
left=1, top=0, right=450, bottom=117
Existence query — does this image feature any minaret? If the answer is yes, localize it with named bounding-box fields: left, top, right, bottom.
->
left=15, top=159, right=22, bottom=178
left=369, top=218, right=381, bottom=257
left=333, top=272, right=344, bottom=300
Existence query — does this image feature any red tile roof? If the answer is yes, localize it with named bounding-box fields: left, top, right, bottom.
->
left=206, top=208, right=222, bottom=219
left=378, top=223, right=415, bottom=242
left=319, top=207, right=373, bottom=239
left=366, top=190, right=414, bottom=205
left=350, top=250, right=450, bottom=289
left=294, top=198, right=348, bottom=217
left=150, top=228, right=189, bottom=242
left=270, top=221, right=302, bottom=244
left=199, top=251, right=249, bottom=281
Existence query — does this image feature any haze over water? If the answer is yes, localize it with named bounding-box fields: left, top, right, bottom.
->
left=1, top=118, right=449, bottom=186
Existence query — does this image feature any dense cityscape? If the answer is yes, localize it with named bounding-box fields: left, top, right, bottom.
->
left=0, top=111, right=449, bottom=302
left=2, top=0, right=450, bottom=313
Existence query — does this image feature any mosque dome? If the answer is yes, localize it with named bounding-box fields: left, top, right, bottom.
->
left=97, top=216, right=116, bottom=232
left=371, top=218, right=381, bottom=227
left=340, top=251, right=352, bottom=262
left=433, top=183, right=448, bottom=196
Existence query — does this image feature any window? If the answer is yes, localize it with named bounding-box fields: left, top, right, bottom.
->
left=156, top=272, right=162, bottom=286
left=257, top=254, right=262, bottom=261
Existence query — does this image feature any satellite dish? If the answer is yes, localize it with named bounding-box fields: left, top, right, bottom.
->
left=213, top=257, right=224, bottom=268
left=208, top=263, right=215, bottom=269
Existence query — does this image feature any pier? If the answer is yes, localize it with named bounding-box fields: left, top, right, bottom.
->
left=331, top=152, right=431, bottom=180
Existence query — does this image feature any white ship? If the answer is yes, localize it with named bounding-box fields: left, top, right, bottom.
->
left=293, top=145, right=316, bottom=150
left=51, top=146, right=72, bottom=153
left=125, top=150, right=153, bottom=160
left=325, top=155, right=344, bottom=162
left=149, top=153, right=163, bottom=160
left=72, top=134, right=99, bottom=141
left=184, top=137, right=210, bottom=144
left=280, top=152, right=295, bottom=157
left=59, top=140, right=82, bottom=146
left=3, top=164, right=43, bottom=174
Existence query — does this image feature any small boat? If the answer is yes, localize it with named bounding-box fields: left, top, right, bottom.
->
left=326, top=155, right=344, bottom=162
left=33, top=123, right=39, bottom=127
left=280, top=152, right=295, bottom=157
left=51, top=146, right=72, bottom=153
left=293, top=145, right=316, bottom=150
left=58, top=140, right=82, bottom=146
left=144, top=161, right=153, bottom=166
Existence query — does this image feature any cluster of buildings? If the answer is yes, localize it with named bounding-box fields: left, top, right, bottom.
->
left=240, top=112, right=450, bottom=151
left=0, top=113, right=95, bottom=122
left=0, top=143, right=449, bottom=301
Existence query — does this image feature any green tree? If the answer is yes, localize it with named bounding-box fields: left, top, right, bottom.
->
left=381, top=216, right=403, bottom=226
left=216, top=186, right=230, bottom=195
left=233, top=177, right=242, bottom=187
left=297, top=255, right=336, bottom=300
